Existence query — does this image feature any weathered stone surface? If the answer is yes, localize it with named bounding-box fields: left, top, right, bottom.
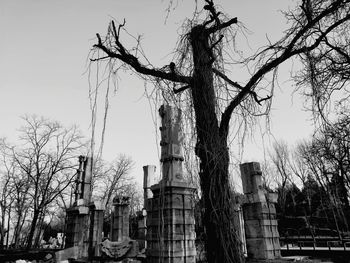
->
left=111, top=196, right=130, bottom=242
left=55, top=246, right=79, bottom=261
left=240, top=162, right=263, bottom=194
left=143, top=165, right=156, bottom=203
left=90, top=204, right=104, bottom=257
left=246, top=237, right=281, bottom=259
left=100, top=238, right=139, bottom=259
left=147, top=255, right=196, bottom=263
left=240, top=161, right=281, bottom=260
left=242, top=202, right=277, bottom=220
left=75, top=156, right=93, bottom=203
left=64, top=156, right=104, bottom=260
left=145, top=105, right=196, bottom=263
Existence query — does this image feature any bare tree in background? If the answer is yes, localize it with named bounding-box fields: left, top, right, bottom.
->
left=93, top=154, right=135, bottom=210
left=9, top=116, right=84, bottom=249
left=270, top=141, right=293, bottom=215
left=91, top=0, right=350, bottom=261
left=0, top=139, right=16, bottom=248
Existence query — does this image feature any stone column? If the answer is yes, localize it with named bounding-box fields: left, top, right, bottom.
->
left=63, top=156, right=105, bottom=260
left=240, top=162, right=280, bottom=260
left=89, top=201, right=104, bottom=257
left=143, top=165, right=156, bottom=206
left=146, top=105, right=196, bottom=263
left=233, top=199, right=247, bottom=255
left=136, top=209, right=147, bottom=250
left=111, top=196, right=130, bottom=242
left=65, top=156, right=93, bottom=259
left=75, top=156, right=92, bottom=205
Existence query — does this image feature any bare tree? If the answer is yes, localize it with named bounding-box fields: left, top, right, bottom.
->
left=91, top=1, right=350, bottom=261
left=93, top=154, right=135, bottom=210
left=298, top=138, right=347, bottom=237
left=10, top=171, right=31, bottom=248
left=10, top=116, right=83, bottom=249
left=291, top=142, right=314, bottom=214
left=269, top=141, right=294, bottom=215
left=295, top=4, right=350, bottom=117
left=0, top=139, right=16, bottom=248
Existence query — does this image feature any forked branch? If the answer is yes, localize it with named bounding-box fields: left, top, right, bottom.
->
left=93, top=21, right=192, bottom=85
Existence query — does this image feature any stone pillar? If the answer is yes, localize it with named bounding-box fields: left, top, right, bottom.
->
left=146, top=105, right=196, bottom=263
left=64, top=156, right=105, bottom=260
left=65, top=206, right=90, bottom=258
left=89, top=201, right=104, bottom=257
left=111, top=196, right=130, bottom=242
left=233, top=200, right=247, bottom=255
left=136, top=209, right=147, bottom=250
left=65, top=156, right=93, bottom=259
left=240, top=162, right=280, bottom=260
left=143, top=165, right=156, bottom=206
left=75, top=156, right=92, bottom=204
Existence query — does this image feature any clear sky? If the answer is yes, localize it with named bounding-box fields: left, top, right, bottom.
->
left=0, top=0, right=315, bottom=188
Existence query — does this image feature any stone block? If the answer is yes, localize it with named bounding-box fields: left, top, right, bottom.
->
left=244, top=220, right=280, bottom=238
left=246, top=236, right=280, bottom=259
left=76, top=199, right=87, bottom=206
left=147, top=208, right=195, bottom=225
left=244, top=192, right=266, bottom=203
left=243, top=202, right=276, bottom=220
left=91, top=200, right=104, bottom=210
left=55, top=246, right=79, bottom=261
left=147, top=223, right=195, bottom=239
left=240, top=162, right=262, bottom=194
left=147, top=255, right=195, bottom=263
left=267, top=192, right=278, bottom=203
left=147, top=241, right=196, bottom=257
left=157, top=256, right=195, bottom=263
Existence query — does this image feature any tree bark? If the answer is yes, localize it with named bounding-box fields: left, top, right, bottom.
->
left=26, top=209, right=40, bottom=250
left=6, top=205, right=11, bottom=248
left=190, top=25, right=244, bottom=263
left=0, top=205, right=5, bottom=249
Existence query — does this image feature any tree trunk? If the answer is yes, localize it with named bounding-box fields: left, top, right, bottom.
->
left=5, top=205, right=11, bottom=248
left=26, top=209, right=40, bottom=250
left=13, top=208, right=27, bottom=248
left=13, top=211, right=22, bottom=248
left=0, top=205, right=5, bottom=249
left=190, top=25, right=244, bottom=263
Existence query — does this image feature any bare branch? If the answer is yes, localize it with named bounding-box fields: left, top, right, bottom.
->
left=212, top=68, right=243, bottom=90
left=173, top=85, right=191, bottom=94
left=220, top=0, right=350, bottom=135
left=206, top=17, right=238, bottom=34
left=93, top=22, right=192, bottom=85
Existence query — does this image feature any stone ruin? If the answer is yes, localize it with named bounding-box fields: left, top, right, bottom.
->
left=110, top=195, right=131, bottom=242
left=57, top=104, right=281, bottom=262
left=240, top=162, right=281, bottom=259
left=58, top=156, right=104, bottom=260
left=145, top=105, right=197, bottom=263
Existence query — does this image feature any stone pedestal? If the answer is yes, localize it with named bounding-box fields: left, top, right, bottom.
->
left=111, top=196, right=130, bottom=242
left=89, top=202, right=104, bottom=257
left=64, top=156, right=104, bottom=260
left=146, top=105, right=196, bottom=263
left=146, top=182, right=196, bottom=263
left=65, top=156, right=94, bottom=259
left=240, top=162, right=280, bottom=260
left=65, top=205, right=90, bottom=258
left=65, top=201, right=104, bottom=258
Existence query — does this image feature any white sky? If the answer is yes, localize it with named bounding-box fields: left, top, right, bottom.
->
left=0, top=0, right=315, bottom=188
